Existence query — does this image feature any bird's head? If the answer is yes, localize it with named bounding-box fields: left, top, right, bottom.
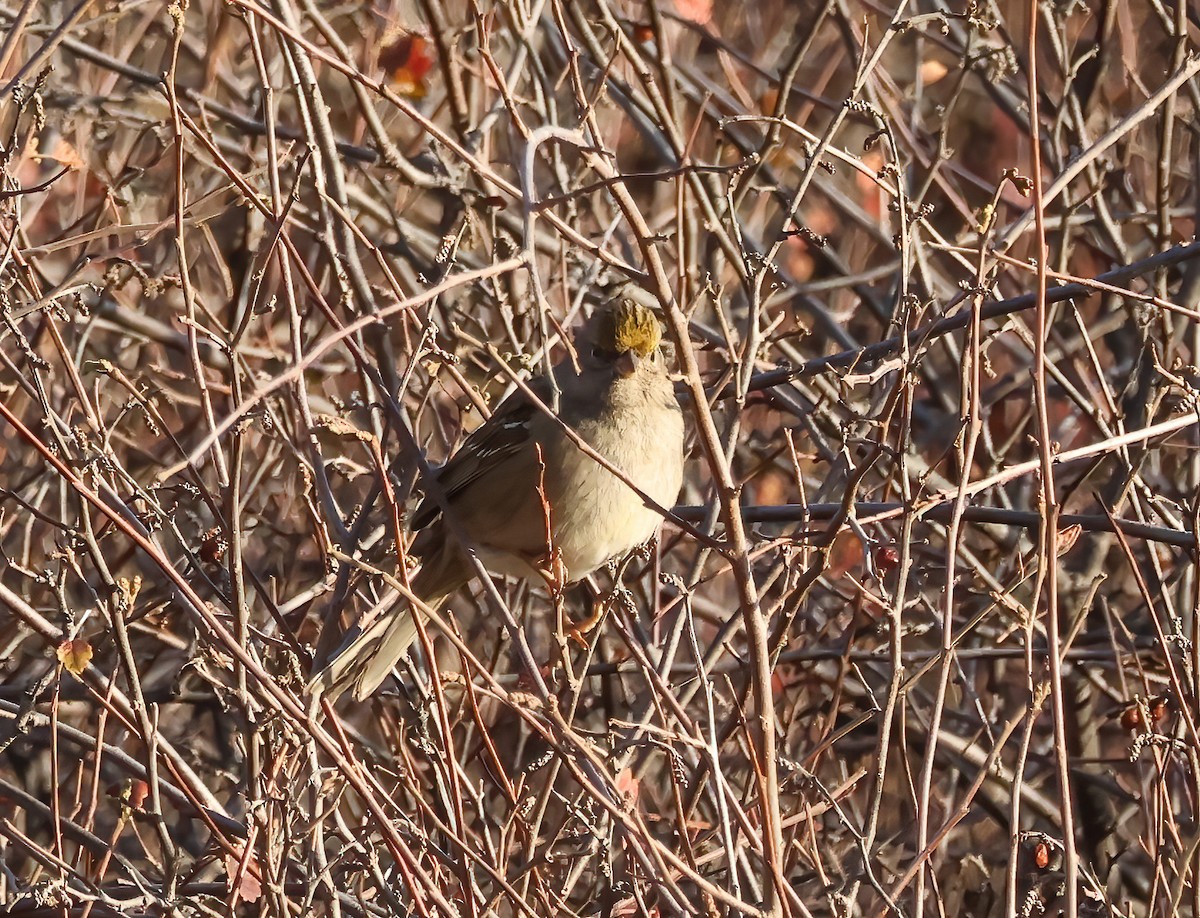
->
left=581, top=301, right=665, bottom=378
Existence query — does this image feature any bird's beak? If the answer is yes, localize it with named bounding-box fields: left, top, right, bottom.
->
left=615, top=350, right=641, bottom=377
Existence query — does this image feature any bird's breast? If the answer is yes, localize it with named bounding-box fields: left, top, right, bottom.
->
left=542, top=401, right=683, bottom=580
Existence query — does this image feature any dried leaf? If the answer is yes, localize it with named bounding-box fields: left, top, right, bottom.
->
left=47, top=139, right=86, bottom=171
left=225, top=852, right=263, bottom=904
left=1056, top=523, right=1082, bottom=556
left=615, top=767, right=640, bottom=807
left=919, top=59, right=949, bottom=85
left=57, top=638, right=93, bottom=676
left=315, top=414, right=368, bottom=440
left=117, top=575, right=142, bottom=607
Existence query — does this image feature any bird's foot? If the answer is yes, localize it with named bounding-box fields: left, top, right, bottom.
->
left=568, top=578, right=623, bottom=648
left=534, top=548, right=568, bottom=598
left=566, top=597, right=606, bottom=648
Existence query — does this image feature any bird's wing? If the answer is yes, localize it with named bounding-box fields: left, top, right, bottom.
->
left=410, top=374, right=553, bottom=531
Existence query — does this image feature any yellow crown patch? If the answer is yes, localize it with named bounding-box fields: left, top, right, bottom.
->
left=593, top=301, right=662, bottom=356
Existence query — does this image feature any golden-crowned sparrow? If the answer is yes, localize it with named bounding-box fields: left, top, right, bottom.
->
left=309, top=301, right=685, bottom=700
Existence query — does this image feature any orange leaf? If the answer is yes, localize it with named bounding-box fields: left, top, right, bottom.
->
left=379, top=31, right=434, bottom=99
left=674, top=0, right=712, bottom=24
left=47, top=139, right=86, bottom=170
left=1034, top=841, right=1051, bottom=870
left=127, top=779, right=149, bottom=810
left=57, top=638, right=92, bottom=676
left=615, top=767, right=640, bottom=807
left=108, top=779, right=150, bottom=813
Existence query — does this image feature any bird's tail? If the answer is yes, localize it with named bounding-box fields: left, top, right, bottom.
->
left=307, top=539, right=467, bottom=705
left=307, top=599, right=435, bottom=703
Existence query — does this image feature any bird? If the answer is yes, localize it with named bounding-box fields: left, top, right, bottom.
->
left=308, top=300, right=685, bottom=701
